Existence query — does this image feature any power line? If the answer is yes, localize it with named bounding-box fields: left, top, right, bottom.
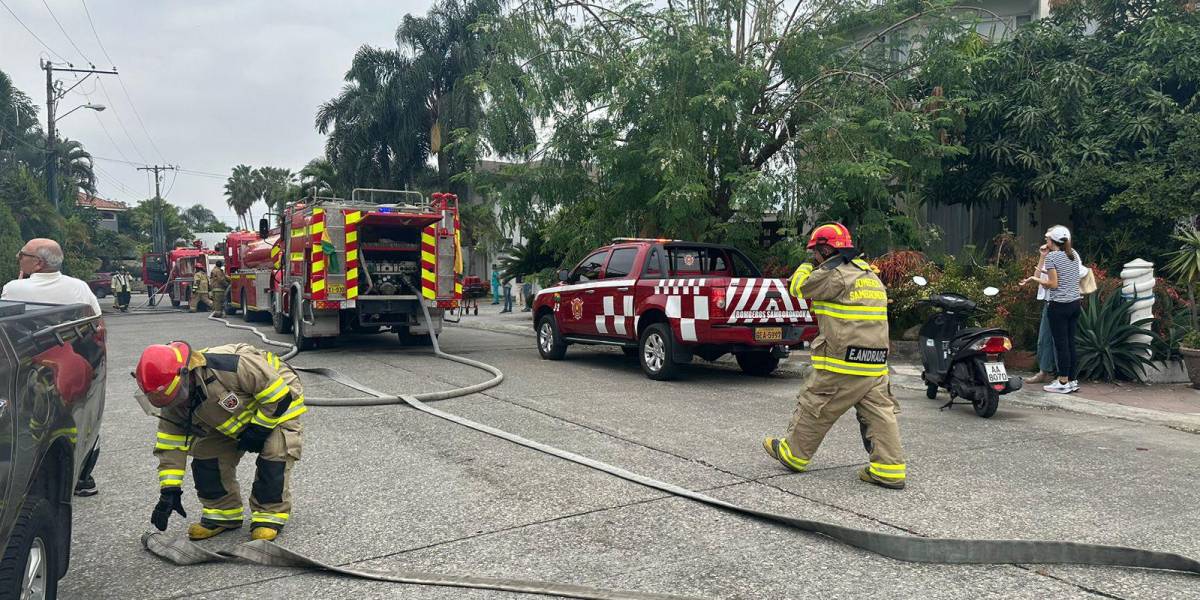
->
left=162, top=168, right=179, bottom=197
left=78, top=0, right=114, bottom=66
left=95, top=78, right=148, bottom=162
left=0, top=0, right=69, bottom=62
left=41, top=0, right=93, bottom=65
left=115, top=75, right=165, bottom=162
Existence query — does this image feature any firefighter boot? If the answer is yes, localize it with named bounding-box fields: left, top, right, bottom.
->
left=251, top=526, right=279, bottom=542
left=858, top=467, right=905, bottom=490
left=762, top=437, right=809, bottom=473
left=188, top=522, right=240, bottom=540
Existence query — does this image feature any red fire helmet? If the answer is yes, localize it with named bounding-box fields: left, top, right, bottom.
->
left=806, top=223, right=854, bottom=249
left=135, top=342, right=191, bottom=407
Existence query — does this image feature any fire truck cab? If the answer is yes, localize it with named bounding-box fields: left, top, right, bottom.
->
left=272, top=189, right=462, bottom=350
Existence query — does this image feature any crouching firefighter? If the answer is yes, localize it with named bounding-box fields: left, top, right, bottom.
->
left=134, top=341, right=305, bottom=540
left=762, top=223, right=907, bottom=490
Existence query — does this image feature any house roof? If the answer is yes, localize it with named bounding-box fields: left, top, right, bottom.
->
left=77, top=192, right=129, bottom=212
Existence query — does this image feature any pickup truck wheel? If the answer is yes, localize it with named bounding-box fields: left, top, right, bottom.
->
left=271, top=294, right=291, bottom=334
left=639, top=323, right=678, bottom=380
left=537, top=316, right=567, bottom=360
left=735, top=352, right=780, bottom=376
left=0, top=498, right=59, bottom=600
left=292, top=301, right=315, bottom=351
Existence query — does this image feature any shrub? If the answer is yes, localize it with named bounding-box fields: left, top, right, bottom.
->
left=1077, top=293, right=1159, bottom=382
left=872, top=250, right=928, bottom=288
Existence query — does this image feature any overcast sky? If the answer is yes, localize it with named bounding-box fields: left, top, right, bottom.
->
left=1, top=0, right=431, bottom=226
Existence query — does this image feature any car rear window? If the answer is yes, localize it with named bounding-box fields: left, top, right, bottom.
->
left=667, top=247, right=728, bottom=275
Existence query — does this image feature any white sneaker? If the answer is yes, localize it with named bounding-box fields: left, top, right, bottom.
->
left=1069, top=380, right=1079, bottom=392
left=1043, top=380, right=1072, bottom=394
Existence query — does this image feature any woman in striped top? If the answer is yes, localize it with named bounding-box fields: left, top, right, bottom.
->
left=1024, top=225, right=1082, bottom=394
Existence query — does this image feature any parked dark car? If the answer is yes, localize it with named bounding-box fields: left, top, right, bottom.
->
left=86, top=272, right=112, bottom=299
left=0, top=300, right=105, bottom=599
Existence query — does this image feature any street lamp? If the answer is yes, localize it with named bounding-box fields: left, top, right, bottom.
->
left=56, top=103, right=106, bottom=121
left=46, top=103, right=105, bottom=210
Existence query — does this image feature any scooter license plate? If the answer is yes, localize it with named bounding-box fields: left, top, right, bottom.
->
left=985, top=362, right=1008, bottom=383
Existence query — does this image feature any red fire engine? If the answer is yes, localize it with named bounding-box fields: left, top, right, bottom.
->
left=252, top=188, right=462, bottom=350
left=222, top=230, right=281, bottom=320
left=142, top=241, right=218, bottom=308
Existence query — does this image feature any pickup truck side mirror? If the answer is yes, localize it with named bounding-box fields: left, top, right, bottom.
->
left=557, top=269, right=572, bottom=283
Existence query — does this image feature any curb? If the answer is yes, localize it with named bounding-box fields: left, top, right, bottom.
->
left=450, top=318, right=1200, bottom=433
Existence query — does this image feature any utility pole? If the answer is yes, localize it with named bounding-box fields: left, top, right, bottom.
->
left=137, top=164, right=177, bottom=253
left=41, top=60, right=118, bottom=210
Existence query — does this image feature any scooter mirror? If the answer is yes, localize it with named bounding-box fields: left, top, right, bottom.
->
left=983, top=286, right=1000, bottom=297
left=912, top=276, right=928, bottom=287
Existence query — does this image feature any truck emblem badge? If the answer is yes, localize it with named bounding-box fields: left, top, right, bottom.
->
left=683, top=254, right=696, bottom=266
left=219, top=392, right=242, bottom=413
left=571, top=297, right=584, bottom=320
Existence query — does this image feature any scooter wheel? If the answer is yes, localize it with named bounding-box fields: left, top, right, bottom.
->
left=925, top=383, right=938, bottom=400
left=973, top=387, right=1000, bottom=418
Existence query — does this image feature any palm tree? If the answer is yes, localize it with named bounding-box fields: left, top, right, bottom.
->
left=315, top=0, right=501, bottom=191
left=299, top=157, right=341, bottom=197
left=255, top=166, right=297, bottom=217
left=224, top=164, right=258, bottom=229
left=54, top=138, right=96, bottom=195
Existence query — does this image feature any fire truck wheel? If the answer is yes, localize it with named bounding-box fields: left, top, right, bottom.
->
left=735, top=352, right=780, bottom=377
left=271, top=294, right=291, bottom=334
left=293, top=303, right=315, bottom=351
left=241, top=291, right=254, bottom=323
left=639, top=323, right=678, bottom=381
left=536, top=315, right=567, bottom=360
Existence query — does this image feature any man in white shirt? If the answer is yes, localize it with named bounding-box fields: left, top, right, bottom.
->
left=3, top=238, right=102, bottom=316
left=2, top=237, right=103, bottom=496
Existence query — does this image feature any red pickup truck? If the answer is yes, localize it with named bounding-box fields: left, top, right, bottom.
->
left=532, top=239, right=818, bottom=379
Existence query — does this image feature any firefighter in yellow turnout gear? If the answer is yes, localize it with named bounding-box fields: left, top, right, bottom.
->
left=189, top=260, right=212, bottom=313
left=209, top=260, right=228, bottom=317
left=763, top=223, right=906, bottom=489
left=135, top=342, right=306, bottom=541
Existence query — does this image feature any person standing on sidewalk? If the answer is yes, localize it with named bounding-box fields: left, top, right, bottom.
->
left=491, top=264, right=501, bottom=305
left=521, top=275, right=534, bottom=312
left=501, top=274, right=514, bottom=313
left=1025, top=225, right=1082, bottom=394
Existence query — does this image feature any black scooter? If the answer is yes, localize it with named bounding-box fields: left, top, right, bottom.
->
left=912, top=276, right=1023, bottom=418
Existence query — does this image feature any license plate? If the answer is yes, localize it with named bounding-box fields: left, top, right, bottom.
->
left=985, top=362, right=1008, bottom=383
left=327, top=283, right=345, bottom=296
left=754, top=327, right=783, bottom=342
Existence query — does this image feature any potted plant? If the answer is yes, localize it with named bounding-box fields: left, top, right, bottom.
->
left=1181, top=330, right=1200, bottom=389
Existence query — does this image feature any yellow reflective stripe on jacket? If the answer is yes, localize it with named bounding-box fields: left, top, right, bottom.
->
left=158, top=469, right=185, bottom=487
left=255, top=377, right=288, bottom=402
left=811, top=356, right=889, bottom=377
left=155, top=432, right=191, bottom=451
left=264, top=352, right=282, bottom=370
left=810, top=300, right=888, bottom=321
left=252, top=396, right=307, bottom=428
left=215, top=398, right=262, bottom=437
left=251, top=511, right=289, bottom=525
left=869, top=462, right=906, bottom=480
left=789, top=263, right=814, bottom=298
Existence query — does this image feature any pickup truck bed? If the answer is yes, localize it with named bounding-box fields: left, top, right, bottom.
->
left=0, top=300, right=105, bottom=598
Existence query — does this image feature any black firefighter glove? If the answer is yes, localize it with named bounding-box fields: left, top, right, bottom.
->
left=237, top=424, right=272, bottom=453
left=151, top=487, right=186, bottom=531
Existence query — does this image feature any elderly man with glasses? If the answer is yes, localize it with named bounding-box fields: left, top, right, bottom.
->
left=3, top=237, right=104, bottom=496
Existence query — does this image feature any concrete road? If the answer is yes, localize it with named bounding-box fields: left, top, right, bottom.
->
left=60, top=305, right=1200, bottom=599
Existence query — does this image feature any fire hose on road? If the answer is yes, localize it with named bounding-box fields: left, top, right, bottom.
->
left=139, top=301, right=1200, bottom=599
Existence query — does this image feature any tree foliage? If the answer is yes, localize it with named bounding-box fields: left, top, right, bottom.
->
left=469, top=0, right=977, bottom=260
left=927, top=0, right=1200, bottom=267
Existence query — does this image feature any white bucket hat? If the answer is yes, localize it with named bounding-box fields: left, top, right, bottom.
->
left=1046, top=225, right=1071, bottom=244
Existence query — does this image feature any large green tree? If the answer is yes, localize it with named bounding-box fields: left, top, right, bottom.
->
left=926, top=0, right=1200, bottom=267
left=224, top=164, right=258, bottom=228
left=474, top=0, right=971, bottom=259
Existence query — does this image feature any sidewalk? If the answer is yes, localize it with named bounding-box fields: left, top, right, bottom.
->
left=449, top=302, right=1200, bottom=432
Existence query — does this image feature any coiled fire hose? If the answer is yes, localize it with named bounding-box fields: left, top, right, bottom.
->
left=141, top=301, right=1200, bottom=599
